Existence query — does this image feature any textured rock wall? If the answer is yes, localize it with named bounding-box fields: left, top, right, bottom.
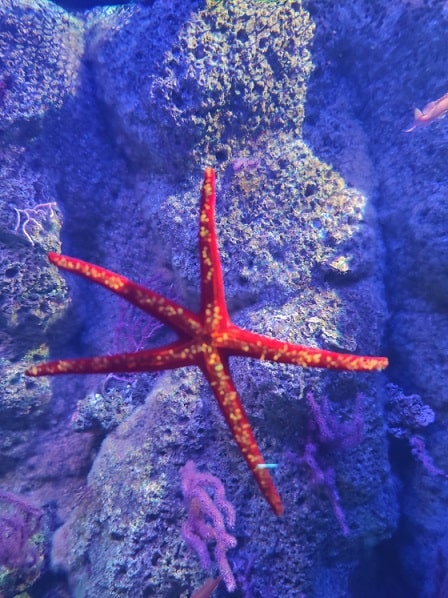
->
left=305, top=1, right=448, bottom=596
left=0, top=0, right=403, bottom=596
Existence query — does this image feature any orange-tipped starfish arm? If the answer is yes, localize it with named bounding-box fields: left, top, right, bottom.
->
left=26, top=167, right=388, bottom=516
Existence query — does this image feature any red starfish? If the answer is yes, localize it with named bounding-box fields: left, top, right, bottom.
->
left=26, top=168, right=388, bottom=516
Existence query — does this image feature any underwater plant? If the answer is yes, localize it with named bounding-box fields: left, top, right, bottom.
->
left=0, top=490, right=43, bottom=596
left=180, top=461, right=236, bottom=592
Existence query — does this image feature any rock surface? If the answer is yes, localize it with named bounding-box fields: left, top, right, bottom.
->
left=3, top=0, right=444, bottom=596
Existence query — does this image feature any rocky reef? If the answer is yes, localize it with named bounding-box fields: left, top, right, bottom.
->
left=1, top=0, right=445, bottom=596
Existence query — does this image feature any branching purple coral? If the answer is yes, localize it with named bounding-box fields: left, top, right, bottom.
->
left=0, top=490, right=42, bottom=570
left=180, top=460, right=237, bottom=592
left=100, top=279, right=165, bottom=392
left=385, top=383, right=435, bottom=437
left=111, top=278, right=165, bottom=355
left=306, top=390, right=363, bottom=449
left=386, top=384, right=446, bottom=478
left=287, top=391, right=364, bottom=536
left=291, top=441, right=350, bottom=537
left=409, top=435, right=447, bottom=478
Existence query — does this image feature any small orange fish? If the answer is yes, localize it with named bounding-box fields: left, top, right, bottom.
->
left=191, top=576, right=223, bottom=598
left=405, top=91, right=448, bottom=132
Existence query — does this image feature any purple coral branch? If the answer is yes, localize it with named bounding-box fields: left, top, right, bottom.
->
left=409, top=435, right=447, bottom=478
left=306, top=391, right=363, bottom=449
left=0, top=490, right=42, bottom=569
left=386, top=384, right=446, bottom=478
left=180, top=460, right=237, bottom=592
left=293, top=441, right=350, bottom=536
left=287, top=391, right=365, bottom=536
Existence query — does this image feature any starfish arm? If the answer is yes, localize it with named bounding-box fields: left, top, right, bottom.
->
left=223, top=326, right=388, bottom=372
left=26, top=341, right=198, bottom=377
left=198, top=168, right=231, bottom=331
left=47, top=253, right=201, bottom=337
left=202, top=351, right=284, bottom=516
